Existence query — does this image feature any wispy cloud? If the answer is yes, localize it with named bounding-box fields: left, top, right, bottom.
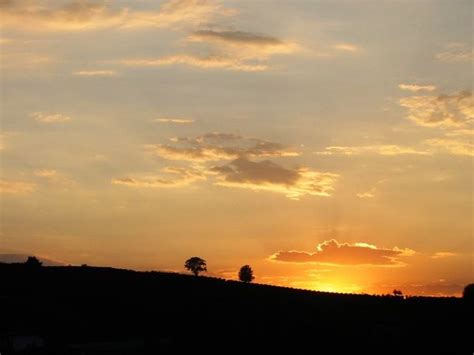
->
left=431, top=252, right=456, bottom=259
left=121, top=28, right=299, bottom=72
left=33, top=169, right=76, bottom=188
left=121, top=54, right=268, bottom=72
left=424, top=138, right=473, bottom=157
left=331, top=43, right=359, bottom=52
left=34, top=169, right=57, bottom=177
left=435, top=42, right=473, bottom=63
left=0, top=179, right=36, bottom=194
left=1, top=0, right=233, bottom=31
left=72, top=70, right=117, bottom=77
left=399, top=84, right=437, bottom=92
left=356, top=190, right=375, bottom=199
left=112, top=166, right=206, bottom=188
left=399, top=90, right=473, bottom=127
left=31, top=112, right=72, bottom=123
left=270, top=239, right=415, bottom=266
left=315, top=145, right=431, bottom=156
left=153, top=118, right=195, bottom=124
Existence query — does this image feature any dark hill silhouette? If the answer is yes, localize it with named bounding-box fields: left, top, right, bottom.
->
left=0, top=262, right=471, bottom=354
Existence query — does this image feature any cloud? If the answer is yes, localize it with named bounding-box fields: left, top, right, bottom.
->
left=72, top=70, right=117, bottom=76
left=0, top=179, right=36, bottom=194
left=210, top=158, right=339, bottom=199
left=151, top=144, right=240, bottom=161
left=399, top=90, right=473, bottom=127
left=121, top=28, right=299, bottom=72
left=148, top=133, right=299, bottom=162
left=331, top=43, right=359, bottom=52
left=121, top=54, right=268, bottom=72
left=270, top=239, right=415, bottom=266
left=315, top=145, right=431, bottom=156
left=34, top=169, right=57, bottom=177
left=188, top=29, right=299, bottom=59
left=431, top=252, right=456, bottom=259
left=112, top=166, right=206, bottom=188
left=424, top=138, right=473, bottom=157
left=399, top=84, right=436, bottom=92
left=153, top=118, right=194, bottom=124
left=31, top=112, right=71, bottom=123
left=435, top=43, right=473, bottom=63
left=1, top=0, right=232, bottom=31
left=33, top=169, right=76, bottom=188
left=445, top=129, right=474, bottom=137
left=1, top=51, right=56, bottom=71
left=118, top=133, right=338, bottom=199
left=356, top=190, right=375, bottom=198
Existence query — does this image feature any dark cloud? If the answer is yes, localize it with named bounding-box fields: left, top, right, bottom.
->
left=149, top=132, right=299, bottom=161
left=211, top=158, right=299, bottom=185
left=191, top=30, right=283, bottom=46
left=211, top=158, right=338, bottom=199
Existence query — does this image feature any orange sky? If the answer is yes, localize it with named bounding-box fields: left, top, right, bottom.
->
left=0, top=0, right=472, bottom=296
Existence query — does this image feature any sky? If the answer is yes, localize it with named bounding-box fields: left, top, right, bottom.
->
left=0, top=0, right=472, bottom=296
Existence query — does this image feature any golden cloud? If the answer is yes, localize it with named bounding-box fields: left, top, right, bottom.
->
left=270, top=239, right=415, bottom=266
left=72, top=70, right=117, bottom=76
left=153, top=118, right=194, bottom=124
left=399, top=90, right=473, bottom=127
left=112, top=166, right=206, bottom=188
left=398, top=84, right=437, bottom=92
left=431, top=252, right=457, bottom=259
left=315, top=145, right=431, bottom=156
left=1, top=0, right=232, bottom=31
left=31, top=112, right=72, bottom=123
left=121, top=54, right=268, bottom=72
left=424, top=138, right=473, bottom=157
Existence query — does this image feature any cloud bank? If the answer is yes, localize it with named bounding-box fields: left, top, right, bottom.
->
left=270, top=239, right=415, bottom=266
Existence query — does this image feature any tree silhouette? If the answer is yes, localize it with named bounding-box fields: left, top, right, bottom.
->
left=463, top=283, right=474, bottom=301
left=238, top=265, right=255, bottom=283
left=25, top=256, right=42, bottom=268
left=184, top=257, right=207, bottom=276
left=392, top=289, right=403, bottom=297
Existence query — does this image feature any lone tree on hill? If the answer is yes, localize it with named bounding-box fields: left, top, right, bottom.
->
left=238, top=265, right=255, bottom=283
left=184, top=257, right=207, bottom=276
left=25, top=256, right=42, bottom=268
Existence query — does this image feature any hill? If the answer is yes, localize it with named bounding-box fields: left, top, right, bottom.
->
left=0, top=263, right=471, bottom=354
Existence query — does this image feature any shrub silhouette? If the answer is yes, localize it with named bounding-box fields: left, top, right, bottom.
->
left=463, top=283, right=474, bottom=301
left=238, top=265, right=255, bottom=283
left=25, top=256, right=42, bottom=268
left=184, top=257, right=207, bottom=276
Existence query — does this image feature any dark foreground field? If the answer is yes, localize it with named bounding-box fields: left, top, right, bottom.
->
left=0, top=263, right=471, bottom=354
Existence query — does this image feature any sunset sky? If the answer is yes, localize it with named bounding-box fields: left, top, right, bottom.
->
left=1, top=0, right=472, bottom=296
